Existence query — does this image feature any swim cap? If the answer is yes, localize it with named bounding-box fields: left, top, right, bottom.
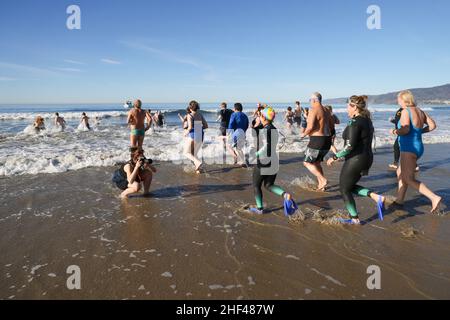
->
left=261, top=106, right=276, bottom=121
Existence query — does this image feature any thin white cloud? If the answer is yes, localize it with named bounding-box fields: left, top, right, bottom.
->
left=64, top=59, right=86, bottom=65
left=54, top=67, right=83, bottom=72
left=101, top=58, right=122, bottom=65
left=120, top=41, right=201, bottom=68
left=120, top=40, right=219, bottom=82
left=0, top=62, right=60, bottom=76
left=0, top=76, right=16, bottom=81
left=205, top=52, right=255, bottom=61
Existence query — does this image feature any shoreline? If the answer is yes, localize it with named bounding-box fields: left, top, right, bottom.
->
left=0, top=144, right=449, bottom=299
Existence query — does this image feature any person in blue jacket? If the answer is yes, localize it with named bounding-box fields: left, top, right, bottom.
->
left=228, top=103, right=249, bottom=167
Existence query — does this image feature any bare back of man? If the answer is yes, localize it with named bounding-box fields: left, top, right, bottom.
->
left=306, top=104, right=332, bottom=137
left=128, top=99, right=148, bottom=148
left=55, top=115, right=66, bottom=130
left=301, top=93, right=333, bottom=191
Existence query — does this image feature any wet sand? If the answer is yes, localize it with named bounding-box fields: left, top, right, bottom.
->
left=0, top=144, right=449, bottom=300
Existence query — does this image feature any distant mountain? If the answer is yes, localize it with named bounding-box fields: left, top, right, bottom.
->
left=325, top=83, right=450, bottom=105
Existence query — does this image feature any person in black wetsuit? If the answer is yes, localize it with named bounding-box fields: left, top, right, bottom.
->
left=389, top=107, right=403, bottom=169
left=327, top=95, right=386, bottom=225
left=217, top=102, right=233, bottom=137
left=249, top=107, right=295, bottom=214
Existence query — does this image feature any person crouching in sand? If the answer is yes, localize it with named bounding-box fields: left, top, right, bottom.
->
left=34, top=116, right=45, bottom=133
left=121, top=148, right=157, bottom=198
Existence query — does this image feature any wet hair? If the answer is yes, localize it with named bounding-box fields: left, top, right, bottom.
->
left=135, top=99, right=142, bottom=109
left=189, top=100, right=200, bottom=112
left=130, top=148, right=144, bottom=164
left=295, top=101, right=300, bottom=105
left=35, top=116, right=44, bottom=123
left=287, top=106, right=292, bottom=111
left=186, top=106, right=191, bottom=113
left=398, top=90, right=416, bottom=107
left=348, top=95, right=370, bottom=119
left=234, top=103, right=243, bottom=112
left=221, top=102, right=227, bottom=109
left=312, top=92, right=322, bottom=103
left=82, top=112, right=86, bottom=116
left=55, top=112, right=59, bottom=116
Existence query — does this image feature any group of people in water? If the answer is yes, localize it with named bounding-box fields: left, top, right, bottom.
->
left=32, top=112, right=98, bottom=133
left=120, top=90, right=442, bottom=224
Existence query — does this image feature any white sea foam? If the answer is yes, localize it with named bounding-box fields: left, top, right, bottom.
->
left=1, top=123, right=450, bottom=177
left=1, top=105, right=449, bottom=177
left=0, top=110, right=128, bottom=121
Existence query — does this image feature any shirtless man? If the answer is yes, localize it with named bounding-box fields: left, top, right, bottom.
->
left=54, top=113, right=66, bottom=131
left=300, top=92, right=334, bottom=191
left=127, top=99, right=152, bottom=148
left=293, top=102, right=302, bottom=128
left=81, top=112, right=91, bottom=130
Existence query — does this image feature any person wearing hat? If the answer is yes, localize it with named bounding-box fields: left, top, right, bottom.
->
left=249, top=107, right=298, bottom=216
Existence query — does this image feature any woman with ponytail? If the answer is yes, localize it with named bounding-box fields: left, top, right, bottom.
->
left=327, top=95, right=385, bottom=225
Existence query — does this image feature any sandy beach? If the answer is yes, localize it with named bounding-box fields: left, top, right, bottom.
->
left=0, top=144, right=449, bottom=300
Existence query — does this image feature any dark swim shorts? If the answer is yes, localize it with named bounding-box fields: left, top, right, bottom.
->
left=304, top=136, right=332, bottom=163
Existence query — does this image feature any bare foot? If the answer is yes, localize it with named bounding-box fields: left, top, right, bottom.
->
left=374, top=195, right=386, bottom=205
left=316, top=180, right=328, bottom=191
left=195, top=163, right=203, bottom=174
left=431, top=196, right=442, bottom=214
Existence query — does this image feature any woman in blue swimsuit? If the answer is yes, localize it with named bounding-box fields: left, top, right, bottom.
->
left=393, top=90, right=442, bottom=213
left=184, top=100, right=208, bottom=173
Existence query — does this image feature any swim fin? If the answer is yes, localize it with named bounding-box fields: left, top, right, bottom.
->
left=377, top=196, right=385, bottom=221
left=338, top=218, right=361, bottom=225
left=283, top=198, right=298, bottom=216
left=249, top=207, right=265, bottom=215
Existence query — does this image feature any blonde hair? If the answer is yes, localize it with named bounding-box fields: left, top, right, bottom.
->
left=398, top=90, right=416, bottom=107
left=348, top=95, right=371, bottom=119
left=35, top=116, right=44, bottom=124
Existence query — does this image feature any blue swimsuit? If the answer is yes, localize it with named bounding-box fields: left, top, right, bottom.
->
left=397, top=108, right=424, bottom=159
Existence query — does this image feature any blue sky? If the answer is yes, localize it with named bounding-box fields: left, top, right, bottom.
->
left=0, top=0, right=449, bottom=104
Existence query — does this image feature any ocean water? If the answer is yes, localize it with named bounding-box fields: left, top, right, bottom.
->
left=0, top=103, right=449, bottom=176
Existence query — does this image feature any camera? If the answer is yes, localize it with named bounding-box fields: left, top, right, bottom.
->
left=139, top=157, right=153, bottom=170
